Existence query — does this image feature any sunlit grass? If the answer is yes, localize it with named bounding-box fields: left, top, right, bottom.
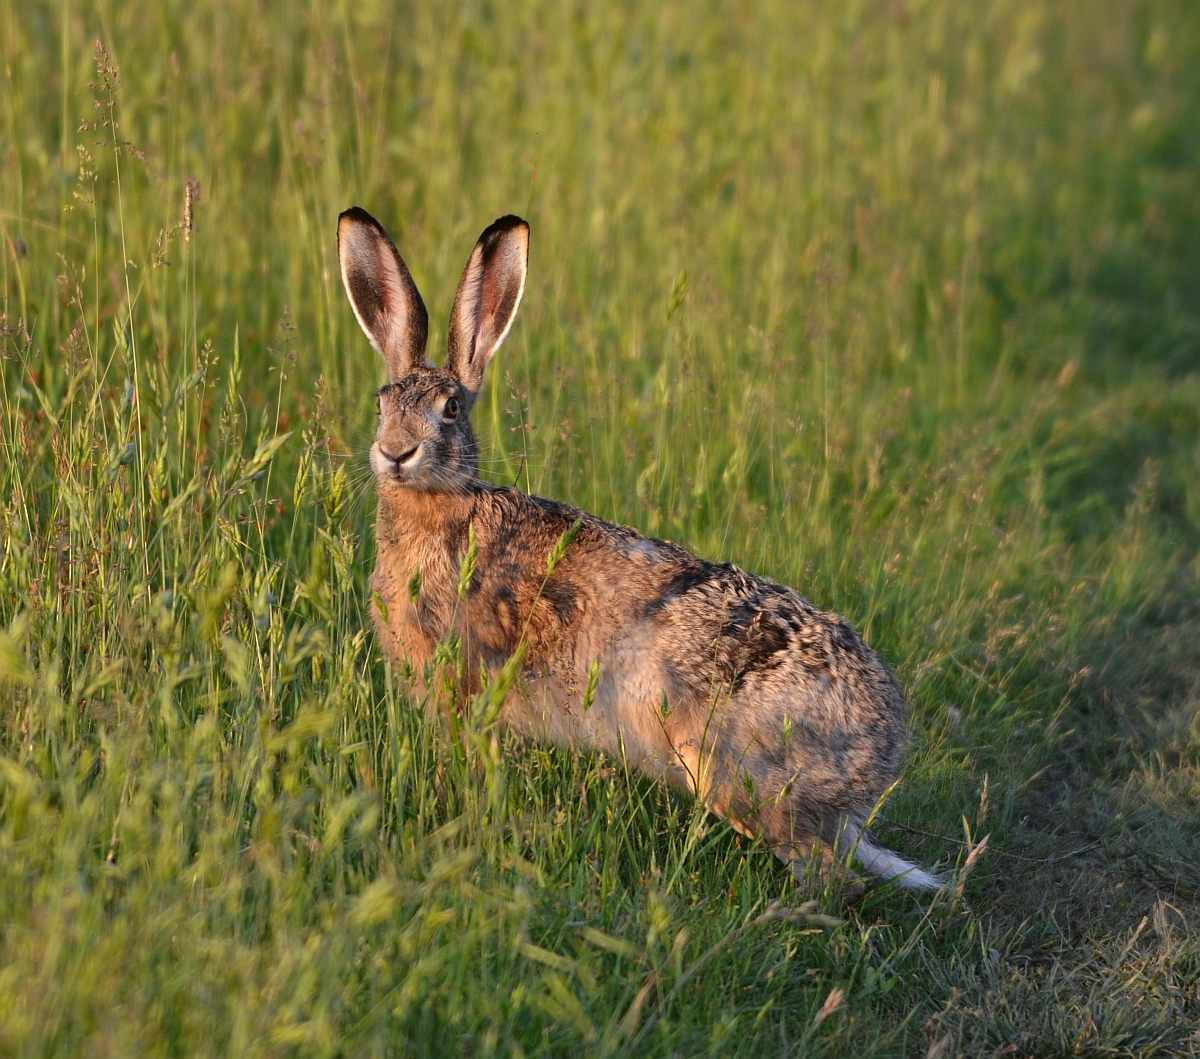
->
left=1, top=0, right=1199, bottom=1054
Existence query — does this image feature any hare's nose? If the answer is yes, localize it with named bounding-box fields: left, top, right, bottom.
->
left=381, top=444, right=420, bottom=466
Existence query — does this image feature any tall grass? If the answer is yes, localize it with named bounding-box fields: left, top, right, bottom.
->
left=2, top=0, right=1199, bottom=1054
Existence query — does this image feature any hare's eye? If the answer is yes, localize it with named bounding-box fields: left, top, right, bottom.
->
left=375, top=394, right=382, bottom=416
left=443, top=397, right=460, bottom=420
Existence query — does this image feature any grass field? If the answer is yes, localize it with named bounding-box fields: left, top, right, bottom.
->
left=2, top=1, right=1200, bottom=1054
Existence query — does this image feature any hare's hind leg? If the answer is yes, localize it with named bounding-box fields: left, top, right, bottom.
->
left=786, top=842, right=870, bottom=903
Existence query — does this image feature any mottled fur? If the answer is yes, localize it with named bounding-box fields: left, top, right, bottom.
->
left=338, top=207, right=941, bottom=890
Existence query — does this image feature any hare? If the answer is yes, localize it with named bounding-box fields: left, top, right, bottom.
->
left=338, top=206, right=940, bottom=891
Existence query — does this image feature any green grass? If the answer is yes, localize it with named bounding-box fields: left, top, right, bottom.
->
left=2, top=0, right=1200, bottom=1054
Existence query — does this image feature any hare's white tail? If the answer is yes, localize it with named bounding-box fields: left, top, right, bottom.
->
left=842, top=820, right=943, bottom=891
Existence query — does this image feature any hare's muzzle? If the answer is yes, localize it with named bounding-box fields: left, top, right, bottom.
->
left=373, top=442, right=422, bottom=480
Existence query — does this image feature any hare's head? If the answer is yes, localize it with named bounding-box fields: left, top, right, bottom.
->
left=338, top=207, right=528, bottom=492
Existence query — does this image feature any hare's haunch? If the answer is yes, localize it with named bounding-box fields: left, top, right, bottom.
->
left=338, top=206, right=940, bottom=891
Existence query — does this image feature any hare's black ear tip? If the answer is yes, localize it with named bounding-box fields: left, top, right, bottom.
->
left=485, top=214, right=530, bottom=239
left=339, top=206, right=383, bottom=234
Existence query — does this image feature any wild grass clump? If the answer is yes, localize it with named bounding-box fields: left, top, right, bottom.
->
left=2, top=0, right=1200, bottom=1054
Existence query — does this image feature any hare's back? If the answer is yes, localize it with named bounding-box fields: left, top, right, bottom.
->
left=642, top=557, right=908, bottom=767
left=472, top=484, right=907, bottom=732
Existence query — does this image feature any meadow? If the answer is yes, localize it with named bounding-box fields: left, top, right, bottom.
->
left=2, top=0, right=1200, bottom=1054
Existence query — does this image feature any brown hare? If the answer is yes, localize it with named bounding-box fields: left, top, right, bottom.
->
left=338, top=206, right=940, bottom=891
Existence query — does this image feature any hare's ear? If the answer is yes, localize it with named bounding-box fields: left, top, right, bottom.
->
left=445, top=215, right=529, bottom=395
left=338, top=207, right=429, bottom=380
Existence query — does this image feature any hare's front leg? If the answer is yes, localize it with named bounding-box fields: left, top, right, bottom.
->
left=370, top=570, right=436, bottom=690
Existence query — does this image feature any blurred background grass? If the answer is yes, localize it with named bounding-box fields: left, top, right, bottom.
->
left=2, top=1, right=1200, bottom=1055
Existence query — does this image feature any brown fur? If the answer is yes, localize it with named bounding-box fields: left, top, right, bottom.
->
left=338, top=207, right=940, bottom=890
